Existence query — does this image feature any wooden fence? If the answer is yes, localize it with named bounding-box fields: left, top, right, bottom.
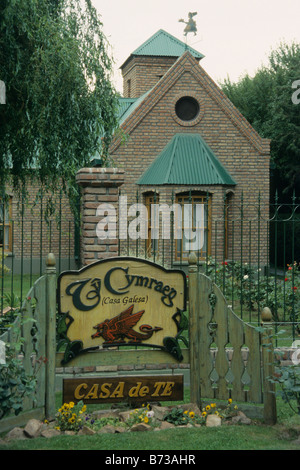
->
left=0, top=255, right=56, bottom=433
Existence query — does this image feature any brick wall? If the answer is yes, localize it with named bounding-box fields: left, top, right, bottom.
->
left=4, top=180, right=76, bottom=273
left=121, top=56, right=179, bottom=98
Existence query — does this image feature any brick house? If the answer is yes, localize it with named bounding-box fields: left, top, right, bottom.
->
left=105, top=29, right=270, bottom=269
left=2, top=29, right=270, bottom=274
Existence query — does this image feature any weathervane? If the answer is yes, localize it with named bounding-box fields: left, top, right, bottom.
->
left=179, top=12, right=197, bottom=37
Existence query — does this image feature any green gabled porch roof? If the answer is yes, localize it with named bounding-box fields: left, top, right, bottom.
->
left=121, top=29, right=204, bottom=69
left=137, top=134, right=236, bottom=186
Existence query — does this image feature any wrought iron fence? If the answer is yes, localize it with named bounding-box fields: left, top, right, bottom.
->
left=0, top=189, right=80, bottom=322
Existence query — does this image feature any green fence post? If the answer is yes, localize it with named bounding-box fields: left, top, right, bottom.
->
left=188, top=252, right=201, bottom=407
left=261, top=307, right=277, bottom=425
left=45, top=253, right=57, bottom=420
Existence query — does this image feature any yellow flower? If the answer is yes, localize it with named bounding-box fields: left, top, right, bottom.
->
left=206, top=405, right=211, bottom=411
left=234, top=405, right=238, bottom=410
left=202, top=411, right=207, bottom=417
left=69, top=417, right=75, bottom=424
left=69, top=402, right=75, bottom=408
left=211, top=403, right=216, bottom=408
left=189, top=411, right=195, bottom=418
left=228, top=398, right=232, bottom=404
left=144, top=416, right=149, bottom=424
left=184, top=410, right=188, bottom=415
left=82, top=405, right=87, bottom=412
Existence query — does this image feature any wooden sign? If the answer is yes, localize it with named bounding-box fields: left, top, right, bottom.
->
left=63, top=375, right=184, bottom=404
left=57, top=257, right=187, bottom=365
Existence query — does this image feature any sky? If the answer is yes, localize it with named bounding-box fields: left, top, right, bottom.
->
left=92, top=0, right=300, bottom=94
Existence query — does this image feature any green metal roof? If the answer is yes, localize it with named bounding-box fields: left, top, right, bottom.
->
left=121, top=29, right=204, bottom=68
left=118, top=97, right=136, bottom=119
left=137, top=134, right=236, bottom=186
left=118, top=90, right=152, bottom=124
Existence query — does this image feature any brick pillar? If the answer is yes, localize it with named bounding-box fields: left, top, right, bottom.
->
left=76, top=168, right=125, bottom=265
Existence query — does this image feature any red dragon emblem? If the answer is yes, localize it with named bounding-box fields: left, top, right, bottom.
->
left=91, top=304, right=162, bottom=344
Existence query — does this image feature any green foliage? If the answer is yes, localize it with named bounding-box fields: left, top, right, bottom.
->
left=163, top=407, right=199, bottom=426
left=0, top=0, right=120, bottom=208
left=267, top=356, right=300, bottom=416
left=126, top=405, right=155, bottom=427
left=221, top=42, right=300, bottom=190
left=85, top=415, right=127, bottom=431
left=0, top=321, right=41, bottom=420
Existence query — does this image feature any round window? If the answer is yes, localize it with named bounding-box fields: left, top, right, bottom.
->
left=175, top=96, right=200, bottom=122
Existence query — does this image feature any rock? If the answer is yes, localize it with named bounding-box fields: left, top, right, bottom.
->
left=151, top=405, right=171, bottom=421
left=115, top=426, right=127, bottom=433
left=40, top=428, right=61, bottom=438
left=119, top=410, right=134, bottom=422
left=97, top=425, right=117, bottom=434
left=231, top=411, right=251, bottom=425
left=78, top=426, right=96, bottom=435
left=206, top=414, right=222, bottom=427
left=159, top=421, right=175, bottom=430
left=130, top=423, right=152, bottom=432
left=6, top=427, right=27, bottom=440
left=24, top=419, right=43, bottom=438
left=178, top=403, right=201, bottom=417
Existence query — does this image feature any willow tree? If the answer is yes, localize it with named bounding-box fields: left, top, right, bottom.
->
left=0, top=0, right=119, bottom=207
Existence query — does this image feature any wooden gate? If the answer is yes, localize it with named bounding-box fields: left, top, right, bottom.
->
left=188, top=253, right=277, bottom=424
left=0, top=255, right=56, bottom=433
